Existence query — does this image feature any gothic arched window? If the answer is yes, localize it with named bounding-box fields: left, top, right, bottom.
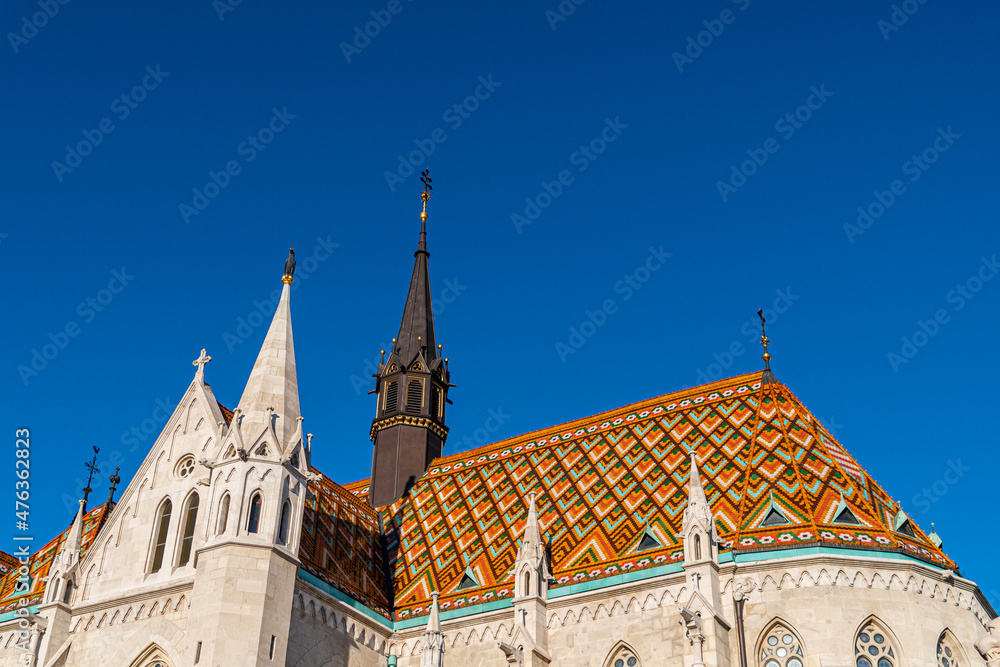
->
left=603, top=642, right=642, bottom=667
left=937, top=629, right=966, bottom=667
left=277, top=500, right=291, bottom=545
left=217, top=493, right=230, bottom=535
left=178, top=493, right=199, bottom=566
left=854, top=618, right=899, bottom=667
left=150, top=499, right=172, bottom=573
left=758, top=621, right=805, bottom=667
left=247, top=493, right=263, bottom=534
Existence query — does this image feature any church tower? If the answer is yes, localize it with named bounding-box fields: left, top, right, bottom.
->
left=369, top=172, right=451, bottom=507
left=186, top=249, right=312, bottom=666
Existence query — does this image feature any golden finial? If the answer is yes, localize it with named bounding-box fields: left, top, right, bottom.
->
left=757, top=308, right=771, bottom=371
left=420, top=169, right=432, bottom=223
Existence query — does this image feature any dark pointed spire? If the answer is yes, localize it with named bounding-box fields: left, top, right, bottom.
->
left=395, top=171, right=436, bottom=367
left=369, top=171, right=451, bottom=507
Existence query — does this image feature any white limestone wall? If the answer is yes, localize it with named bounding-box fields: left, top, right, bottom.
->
left=288, top=581, right=392, bottom=667
left=0, top=590, right=192, bottom=667
left=385, top=554, right=991, bottom=667
left=732, top=555, right=990, bottom=667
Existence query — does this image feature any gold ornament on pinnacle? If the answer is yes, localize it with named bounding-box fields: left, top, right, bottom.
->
left=757, top=308, right=771, bottom=371
left=420, top=169, right=433, bottom=222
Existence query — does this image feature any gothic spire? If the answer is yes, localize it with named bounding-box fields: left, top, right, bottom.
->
left=420, top=591, right=445, bottom=667
left=369, top=173, right=451, bottom=507
left=395, top=172, right=437, bottom=367
left=234, top=252, right=300, bottom=447
left=683, top=453, right=712, bottom=531
left=518, top=492, right=544, bottom=556
left=58, top=499, right=86, bottom=569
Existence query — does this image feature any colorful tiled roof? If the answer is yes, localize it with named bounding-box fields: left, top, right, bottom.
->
left=0, top=503, right=113, bottom=614
left=339, top=371, right=953, bottom=621
left=299, top=469, right=390, bottom=616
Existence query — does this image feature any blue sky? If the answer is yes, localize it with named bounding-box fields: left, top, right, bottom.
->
left=3, top=0, right=998, bottom=605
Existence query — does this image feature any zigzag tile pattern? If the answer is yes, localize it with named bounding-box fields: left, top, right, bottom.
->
left=0, top=503, right=112, bottom=614
left=299, top=469, right=390, bottom=616
left=340, top=371, right=954, bottom=622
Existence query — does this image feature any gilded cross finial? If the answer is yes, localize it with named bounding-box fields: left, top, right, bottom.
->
left=757, top=308, right=771, bottom=371
left=420, top=169, right=433, bottom=222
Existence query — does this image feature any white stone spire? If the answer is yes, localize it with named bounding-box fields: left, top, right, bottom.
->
left=420, top=592, right=445, bottom=667
left=682, top=454, right=713, bottom=533
left=234, top=281, right=300, bottom=448
left=682, top=453, right=719, bottom=565
left=519, top=492, right=543, bottom=556
left=58, top=499, right=86, bottom=569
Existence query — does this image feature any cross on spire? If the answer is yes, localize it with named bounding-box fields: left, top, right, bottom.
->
left=193, top=348, right=212, bottom=379
left=420, top=169, right=432, bottom=224
left=82, top=446, right=100, bottom=512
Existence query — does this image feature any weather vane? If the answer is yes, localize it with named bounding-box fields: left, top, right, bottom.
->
left=420, top=169, right=432, bottom=222
left=82, top=446, right=101, bottom=510
left=757, top=308, right=771, bottom=371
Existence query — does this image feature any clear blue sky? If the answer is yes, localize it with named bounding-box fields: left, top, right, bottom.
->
left=3, top=0, right=998, bottom=606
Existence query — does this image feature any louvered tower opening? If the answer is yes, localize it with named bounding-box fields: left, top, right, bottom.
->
left=406, top=379, right=423, bottom=413
left=430, top=387, right=441, bottom=419
left=384, top=381, right=398, bottom=413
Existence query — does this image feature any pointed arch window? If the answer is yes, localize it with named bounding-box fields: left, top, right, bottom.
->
left=758, top=621, right=804, bottom=667
left=855, top=619, right=898, bottom=667
left=936, top=630, right=965, bottom=667
left=247, top=493, right=263, bottom=534
left=694, top=533, right=702, bottom=560
left=178, top=493, right=199, bottom=566
left=604, top=642, right=642, bottom=667
left=277, top=500, right=291, bottom=545
left=150, top=499, right=172, bottom=573
left=217, top=493, right=230, bottom=535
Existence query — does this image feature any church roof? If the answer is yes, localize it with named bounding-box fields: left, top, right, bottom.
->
left=0, top=502, right=113, bottom=614
left=299, top=469, right=391, bottom=616
left=335, top=371, right=953, bottom=622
